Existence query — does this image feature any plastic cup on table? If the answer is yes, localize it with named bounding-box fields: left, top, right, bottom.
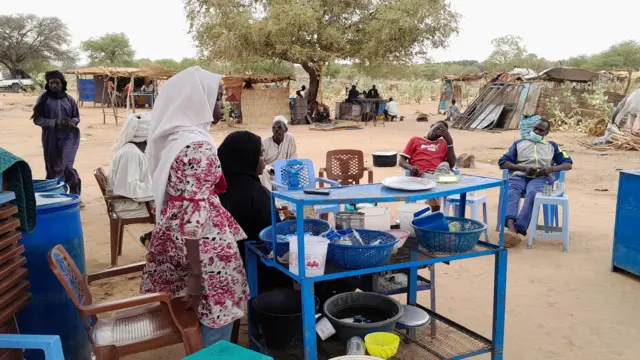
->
left=289, top=235, right=330, bottom=277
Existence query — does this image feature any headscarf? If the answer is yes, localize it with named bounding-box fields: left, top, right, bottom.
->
left=218, top=131, right=262, bottom=182
left=146, top=66, right=222, bottom=222
left=218, top=131, right=272, bottom=243
left=31, top=70, right=68, bottom=120
left=273, top=115, right=288, bottom=126
left=112, top=112, right=151, bottom=152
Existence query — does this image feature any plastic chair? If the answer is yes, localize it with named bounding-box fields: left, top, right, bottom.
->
left=527, top=173, right=570, bottom=252
left=444, top=194, right=489, bottom=241
left=319, top=150, right=373, bottom=186
left=94, top=168, right=154, bottom=267
left=495, top=169, right=564, bottom=232
left=47, top=245, right=203, bottom=360
left=0, top=334, right=64, bottom=360
left=273, top=159, right=340, bottom=218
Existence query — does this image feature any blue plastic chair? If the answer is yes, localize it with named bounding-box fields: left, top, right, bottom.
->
left=496, top=170, right=566, bottom=236
left=0, top=334, right=65, bottom=360
left=273, top=159, right=341, bottom=218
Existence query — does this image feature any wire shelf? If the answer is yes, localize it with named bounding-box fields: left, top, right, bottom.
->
left=250, top=306, right=492, bottom=360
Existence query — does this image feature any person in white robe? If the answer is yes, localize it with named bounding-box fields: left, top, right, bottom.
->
left=107, top=113, right=153, bottom=219
left=259, top=115, right=298, bottom=190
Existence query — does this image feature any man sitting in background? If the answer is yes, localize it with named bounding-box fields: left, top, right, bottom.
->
left=384, top=97, right=399, bottom=121
left=108, top=113, right=154, bottom=246
left=445, top=99, right=461, bottom=122
left=399, top=121, right=456, bottom=211
left=498, top=118, right=573, bottom=248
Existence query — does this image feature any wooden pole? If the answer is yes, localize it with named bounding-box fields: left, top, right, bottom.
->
left=76, top=75, right=81, bottom=107
left=623, top=69, right=633, bottom=95
left=126, top=74, right=134, bottom=112
left=100, top=75, right=107, bottom=124
left=111, top=77, right=119, bottom=125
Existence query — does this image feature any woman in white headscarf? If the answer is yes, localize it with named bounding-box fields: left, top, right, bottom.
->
left=140, top=67, right=249, bottom=347
left=259, top=115, right=298, bottom=189
left=107, top=112, right=153, bottom=219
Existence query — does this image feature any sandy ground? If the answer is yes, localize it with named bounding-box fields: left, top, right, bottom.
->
left=2, top=92, right=640, bottom=360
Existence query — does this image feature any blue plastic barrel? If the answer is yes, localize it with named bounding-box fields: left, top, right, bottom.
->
left=32, top=179, right=66, bottom=194
left=17, top=193, right=90, bottom=360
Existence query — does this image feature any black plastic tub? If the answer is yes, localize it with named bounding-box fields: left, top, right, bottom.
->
left=252, top=289, right=319, bottom=350
left=372, top=152, right=398, bottom=167
left=323, top=292, right=403, bottom=341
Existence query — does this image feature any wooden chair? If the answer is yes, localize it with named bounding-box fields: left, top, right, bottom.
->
left=93, top=168, right=154, bottom=267
left=48, top=245, right=203, bottom=360
left=319, top=150, right=374, bottom=186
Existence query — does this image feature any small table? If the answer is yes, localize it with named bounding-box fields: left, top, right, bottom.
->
left=131, top=92, right=155, bottom=111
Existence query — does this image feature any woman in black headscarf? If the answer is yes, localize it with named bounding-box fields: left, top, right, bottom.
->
left=218, top=131, right=291, bottom=291
left=218, top=131, right=360, bottom=311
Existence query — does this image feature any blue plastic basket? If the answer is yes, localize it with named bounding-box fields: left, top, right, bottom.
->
left=412, top=216, right=487, bottom=253
left=327, top=230, right=398, bottom=269
left=258, top=219, right=332, bottom=257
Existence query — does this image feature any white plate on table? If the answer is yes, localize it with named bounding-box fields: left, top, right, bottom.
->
left=381, top=176, right=436, bottom=191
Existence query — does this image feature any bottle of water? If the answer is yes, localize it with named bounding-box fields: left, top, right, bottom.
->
left=346, top=336, right=365, bottom=355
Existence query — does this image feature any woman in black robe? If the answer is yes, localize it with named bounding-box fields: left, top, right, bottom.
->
left=218, top=131, right=291, bottom=292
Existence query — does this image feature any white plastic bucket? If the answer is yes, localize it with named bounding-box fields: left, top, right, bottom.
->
left=398, top=203, right=430, bottom=236
left=289, top=235, right=330, bottom=277
left=360, top=207, right=391, bottom=231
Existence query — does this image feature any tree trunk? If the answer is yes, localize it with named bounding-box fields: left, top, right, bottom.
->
left=301, top=62, right=323, bottom=108
left=623, top=69, right=633, bottom=95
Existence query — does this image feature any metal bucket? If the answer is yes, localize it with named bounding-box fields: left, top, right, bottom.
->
left=336, top=212, right=365, bottom=230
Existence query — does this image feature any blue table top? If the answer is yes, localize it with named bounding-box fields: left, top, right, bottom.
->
left=272, top=174, right=503, bottom=206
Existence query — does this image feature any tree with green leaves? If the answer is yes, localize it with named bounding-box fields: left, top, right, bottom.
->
left=590, top=40, right=640, bottom=71
left=0, top=14, right=75, bottom=77
left=184, top=0, right=459, bottom=103
left=484, top=35, right=527, bottom=72
left=80, top=33, right=136, bottom=67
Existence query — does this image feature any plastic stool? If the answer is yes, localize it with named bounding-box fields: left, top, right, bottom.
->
left=527, top=193, right=570, bottom=252
left=0, top=334, right=65, bottom=360
left=444, top=194, right=489, bottom=241
left=183, top=340, right=273, bottom=360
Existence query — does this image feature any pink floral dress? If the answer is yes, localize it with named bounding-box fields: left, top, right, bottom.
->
left=140, top=141, right=250, bottom=328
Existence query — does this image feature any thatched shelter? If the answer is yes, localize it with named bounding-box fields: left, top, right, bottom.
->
left=65, top=63, right=177, bottom=124
left=222, top=73, right=294, bottom=125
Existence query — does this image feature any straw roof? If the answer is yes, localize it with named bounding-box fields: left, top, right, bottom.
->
left=66, top=63, right=177, bottom=79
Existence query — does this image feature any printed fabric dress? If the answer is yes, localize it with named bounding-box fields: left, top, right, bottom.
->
left=140, top=141, right=250, bottom=328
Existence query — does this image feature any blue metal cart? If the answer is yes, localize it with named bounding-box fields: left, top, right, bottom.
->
left=246, top=174, right=509, bottom=360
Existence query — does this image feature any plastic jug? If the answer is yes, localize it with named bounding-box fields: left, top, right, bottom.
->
left=412, top=210, right=449, bottom=231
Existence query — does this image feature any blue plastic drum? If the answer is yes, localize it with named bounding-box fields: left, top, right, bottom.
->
left=32, top=179, right=66, bottom=193
left=17, top=193, right=90, bottom=360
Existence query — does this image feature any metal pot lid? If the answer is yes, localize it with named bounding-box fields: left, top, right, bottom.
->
left=372, top=151, right=398, bottom=156
left=397, top=305, right=430, bottom=328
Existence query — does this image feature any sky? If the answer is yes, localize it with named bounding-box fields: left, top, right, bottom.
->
left=3, top=0, right=640, bottom=63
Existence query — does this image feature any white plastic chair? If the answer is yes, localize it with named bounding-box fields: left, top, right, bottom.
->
left=444, top=194, right=489, bottom=241
left=527, top=172, right=570, bottom=252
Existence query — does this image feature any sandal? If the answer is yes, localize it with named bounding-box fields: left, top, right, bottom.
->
left=139, top=231, right=152, bottom=249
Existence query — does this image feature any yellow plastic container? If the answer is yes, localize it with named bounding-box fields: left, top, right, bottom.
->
left=364, top=332, right=400, bottom=359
